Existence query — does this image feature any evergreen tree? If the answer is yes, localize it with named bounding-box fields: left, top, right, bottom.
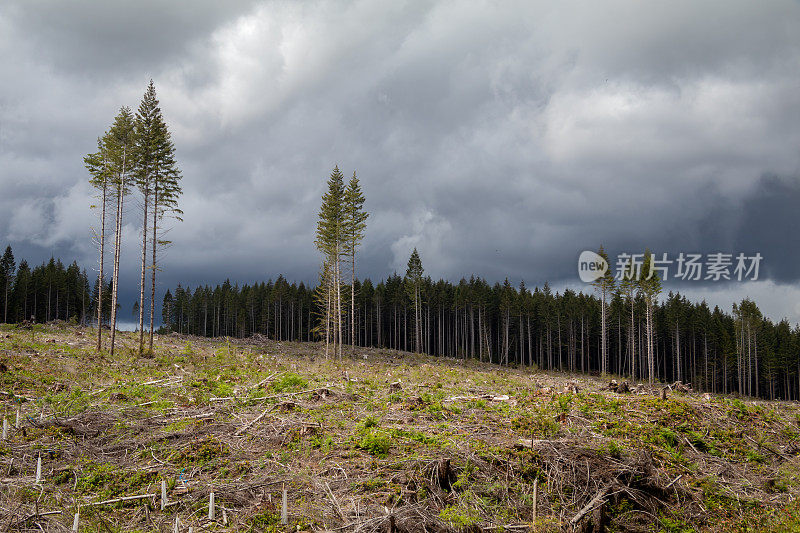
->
left=10, top=260, right=30, bottom=322
left=134, top=80, right=159, bottom=353
left=618, top=257, right=637, bottom=379
left=592, top=245, right=615, bottom=375
left=405, top=248, right=424, bottom=353
left=162, top=289, right=174, bottom=331
left=637, top=249, right=662, bottom=384
left=85, top=136, right=113, bottom=350
left=145, top=85, right=182, bottom=353
left=344, top=171, right=368, bottom=354
left=106, top=107, right=136, bottom=356
left=0, top=246, right=15, bottom=323
left=315, top=166, right=347, bottom=358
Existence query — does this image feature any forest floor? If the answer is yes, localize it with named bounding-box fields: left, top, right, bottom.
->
left=1, top=323, right=800, bottom=532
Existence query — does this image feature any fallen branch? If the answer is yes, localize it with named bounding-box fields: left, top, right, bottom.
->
left=85, top=493, right=156, bottom=506
left=235, top=404, right=278, bottom=435
left=569, top=481, right=614, bottom=528
left=9, top=510, right=63, bottom=529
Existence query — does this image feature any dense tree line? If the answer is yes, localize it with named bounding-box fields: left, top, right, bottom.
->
left=0, top=245, right=101, bottom=325
left=160, top=264, right=800, bottom=401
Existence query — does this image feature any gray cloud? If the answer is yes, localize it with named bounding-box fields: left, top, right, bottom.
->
left=1, top=0, right=800, bottom=323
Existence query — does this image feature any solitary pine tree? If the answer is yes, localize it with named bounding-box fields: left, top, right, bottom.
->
left=405, top=248, right=424, bottom=353
left=344, top=172, right=368, bottom=354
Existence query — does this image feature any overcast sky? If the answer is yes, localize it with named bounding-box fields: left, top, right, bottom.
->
left=1, top=0, right=799, bottom=326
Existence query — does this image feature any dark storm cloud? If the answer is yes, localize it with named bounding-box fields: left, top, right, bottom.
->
left=3, top=1, right=259, bottom=75
left=1, top=0, right=800, bottom=323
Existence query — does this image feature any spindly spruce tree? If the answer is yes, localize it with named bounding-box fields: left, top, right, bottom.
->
left=315, top=166, right=346, bottom=358
left=618, top=256, right=638, bottom=379
left=106, top=107, right=136, bottom=356
left=134, top=81, right=159, bottom=354
left=0, top=246, right=15, bottom=323
left=637, top=249, right=661, bottom=384
left=592, top=245, right=615, bottom=375
left=405, top=248, right=424, bottom=353
left=344, top=171, right=368, bottom=354
left=86, top=108, right=135, bottom=355
left=145, top=87, right=182, bottom=353
left=85, top=136, right=112, bottom=351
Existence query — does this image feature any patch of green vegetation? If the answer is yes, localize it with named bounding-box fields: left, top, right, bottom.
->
left=359, top=415, right=380, bottom=430
left=271, top=372, right=308, bottom=393
left=249, top=509, right=282, bottom=532
left=356, top=428, right=391, bottom=457
left=76, top=460, right=158, bottom=499
left=167, top=435, right=229, bottom=466
left=729, top=398, right=752, bottom=420
left=439, top=504, right=479, bottom=529
left=511, top=408, right=559, bottom=438
left=746, top=449, right=766, bottom=464
left=658, top=515, right=696, bottom=533
left=163, top=418, right=196, bottom=432
left=606, top=439, right=624, bottom=458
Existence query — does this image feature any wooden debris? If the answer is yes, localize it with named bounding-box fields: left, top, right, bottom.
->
left=610, top=380, right=630, bottom=394
left=86, top=493, right=157, bottom=506
left=672, top=381, right=692, bottom=393
left=569, top=481, right=613, bottom=530
left=437, top=458, right=454, bottom=491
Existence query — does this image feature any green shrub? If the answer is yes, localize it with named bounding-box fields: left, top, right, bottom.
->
left=439, top=505, right=479, bottom=529
left=357, top=429, right=391, bottom=457
left=271, top=373, right=308, bottom=393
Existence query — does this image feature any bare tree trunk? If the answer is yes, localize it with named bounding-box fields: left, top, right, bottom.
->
left=351, top=249, right=356, bottom=355
left=96, top=182, right=107, bottom=351
left=148, top=184, right=159, bottom=354
left=109, top=148, right=127, bottom=357
left=137, top=183, right=149, bottom=353
left=629, top=297, right=635, bottom=380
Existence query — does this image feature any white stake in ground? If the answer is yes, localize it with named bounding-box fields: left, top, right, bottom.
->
left=281, top=486, right=288, bottom=525
left=1, top=417, right=7, bottom=440
left=35, top=453, right=42, bottom=484
left=72, top=510, right=80, bottom=532
left=161, top=479, right=167, bottom=510
left=208, top=491, right=215, bottom=520
left=15, top=406, right=20, bottom=429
